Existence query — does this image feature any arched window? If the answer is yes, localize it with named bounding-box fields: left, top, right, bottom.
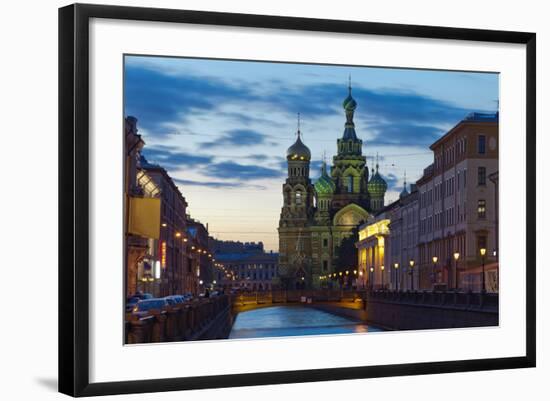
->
left=295, top=191, right=302, bottom=205
left=347, top=176, right=353, bottom=193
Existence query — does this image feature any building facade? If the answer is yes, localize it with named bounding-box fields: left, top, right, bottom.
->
left=211, top=240, right=279, bottom=291
left=140, top=157, right=195, bottom=296
left=417, top=112, right=499, bottom=292
left=187, top=219, right=214, bottom=292
left=124, top=116, right=149, bottom=297
left=355, top=182, right=419, bottom=291
left=278, top=84, right=388, bottom=289
left=356, top=112, right=499, bottom=293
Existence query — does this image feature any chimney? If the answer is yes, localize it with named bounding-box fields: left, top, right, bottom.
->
left=125, top=116, right=138, bottom=135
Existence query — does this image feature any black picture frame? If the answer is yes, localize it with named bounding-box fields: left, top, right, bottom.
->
left=59, top=3, right=536, bottom=397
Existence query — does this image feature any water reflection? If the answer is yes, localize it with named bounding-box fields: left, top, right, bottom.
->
left=229, top=305, right=382, bottom=339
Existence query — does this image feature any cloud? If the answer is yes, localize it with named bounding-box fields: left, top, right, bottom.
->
left=126, top=62, right=492, bottom=178
left=385, top=173, right=402, bottom=192
left=173, top=178, right=265, bottom=190
left=142, top=145, right=284, bottom=184
left=124, top=65, right=258, bottom=135
left=142, top=146, right=213, bottom=169
left=366, top=123, right=443, bottom=147
left=202, top=129, right=269, bottom=148
left=204, top=161, right=285, bottom=181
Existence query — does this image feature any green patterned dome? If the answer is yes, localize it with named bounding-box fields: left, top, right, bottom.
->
left=343, top=93, right=357, bottom=111
left=314, top=163, right=336, bottom=195
left=368, top=171, right=387, bottom=197
left=286, top=134, right=311, bottom=161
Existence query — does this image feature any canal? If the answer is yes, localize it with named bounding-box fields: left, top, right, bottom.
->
left=229, top=305, right=383, bottom=339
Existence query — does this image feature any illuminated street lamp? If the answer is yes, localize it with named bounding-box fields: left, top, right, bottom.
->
left=453, top=252, right=460, bottom=290
left=394, top=263, right=399, bottom=291
left=369, top=266, right=374, bottom=290
left=480, top=247, right=487, bottom=293
left=381, top=265, right=385, bottom=289
left=409, top=259, right=415, bottom=291
left=432, top=256, right=438, bottom=289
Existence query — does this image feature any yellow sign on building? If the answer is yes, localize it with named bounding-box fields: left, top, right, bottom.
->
left=128, top=197, right=161, bottom=239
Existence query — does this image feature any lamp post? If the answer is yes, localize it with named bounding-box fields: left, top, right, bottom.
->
left=493, top=248, right=499, bottom=292
left=453, top=252, right=460, bottom=291
left=369, top=266, right=374, bottom=290
left=432, top=256, right=438, bottom=290
left=480, top=247, right=487, bottom=293
left=381, top=265, right=385, bottom=289
left=394, top=263, right=399, bottom=291
left=409, top=259, right=415, bottom=291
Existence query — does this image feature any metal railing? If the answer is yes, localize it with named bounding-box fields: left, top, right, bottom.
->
left=367, top=289, right=498, bottom=310
left=125, top=295, right=230, bottom=343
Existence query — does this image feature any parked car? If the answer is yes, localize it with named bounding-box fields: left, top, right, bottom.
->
left=129, top=292, right=153, bottom=300
left=131, top=298, right=169, bottom=317
left=163, top=295, right=186, bottom=306
left=125, top=296, right=141, bottom=312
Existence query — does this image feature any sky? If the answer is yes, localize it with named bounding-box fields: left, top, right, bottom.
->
left=124, top=55, right=499, bottom=252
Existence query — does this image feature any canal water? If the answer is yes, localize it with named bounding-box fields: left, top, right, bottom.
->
left=229, top=305, right=383, bottom=339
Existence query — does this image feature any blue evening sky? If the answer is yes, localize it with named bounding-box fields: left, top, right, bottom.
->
left=124, top=55, right=498, bottom=251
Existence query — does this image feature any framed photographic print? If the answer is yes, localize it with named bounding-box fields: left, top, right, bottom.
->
left=58, top=3, right=536, bottom=397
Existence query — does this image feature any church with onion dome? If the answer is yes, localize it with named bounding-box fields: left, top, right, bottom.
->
left=277, top=80, right=388, bottom=289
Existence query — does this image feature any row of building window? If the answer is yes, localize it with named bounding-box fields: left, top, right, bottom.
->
left=420, top=199, right=487, bottom=234
left=289, top=167, right=308, bottom=176
left=239, top=271, right=277, bottom=280
left=433, top=135, right=487, bottom=171
left=422, top=166, right=487, bottom=207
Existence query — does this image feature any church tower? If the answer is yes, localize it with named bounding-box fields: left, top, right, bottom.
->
left=368, top=154, right=388, bottom=212
left=330, top=78, right=370, bottom=210
left=314, top=156, right=336, bottom=224
left=278, top=115, right=315, bottom=289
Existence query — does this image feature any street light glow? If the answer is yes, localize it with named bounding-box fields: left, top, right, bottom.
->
left=432, top=256, right=438, bottom=264
left=480, top=248, right=487, bottom=256
left=453, top=252, right=460, bottom=260
left=409, top=259, right=414, bottom=267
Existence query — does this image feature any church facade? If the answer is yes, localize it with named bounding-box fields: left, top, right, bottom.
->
left=278, top=84, right=388, bottom=289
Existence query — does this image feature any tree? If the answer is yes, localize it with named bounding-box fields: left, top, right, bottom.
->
left=334, top=227, right=359, bottom=287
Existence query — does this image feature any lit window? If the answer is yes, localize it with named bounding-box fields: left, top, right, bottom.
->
left=478, top=199, right=486, bottom=219
left=295, top=191, right=302, bottom=205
